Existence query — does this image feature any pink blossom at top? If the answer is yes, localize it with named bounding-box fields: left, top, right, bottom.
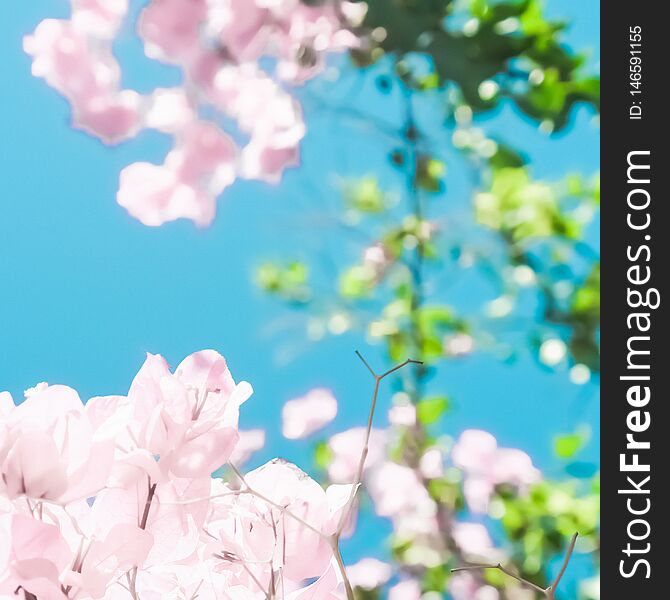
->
left=24, top=0, right=364, bottom=227
left=282, top=388, right=338, bottom=439
left=452, top=429, right=541, bottom=514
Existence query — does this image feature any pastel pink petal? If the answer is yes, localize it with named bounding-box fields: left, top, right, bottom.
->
left=492, top=448, right=540, bottom=486
left=228, top=429, right=265, bottom=465
left=168, top=123, right=236, bottom=184
left=9, top=559, right=67, bottom=600
left=452, top=429, right=498, bottom=473
left=12, top=384, right=84, bottom=427
left=59, top=438, right=115, bottom=503
left=282, top=388, right=337, bottom=439
left=463, top=477, right=494, bottom=515
left=0, top=391, right=13, bottom=419
left=138, top=0, right=208, bottom=62
left=346, top=558, right=391, bottom=591
left=453, top=522, right=494, bottom=557
left=117, top=162, right=217, bottom=227
left=81, top=524, right=153, bottom=598
left=11, top=515, right=70, bottom=568
left=323, top=483, right=357, bottom=535
left=74, top=91, right=141, bottom=143
left=327, top=427, right=386, bottom=484
left=2, top=433, right=68, bottom=500
left=388, top=579, right=422, bottom=600
left=286, top=559, right=345, bottom=600
left=241, top=142, right=300, bottom=183
left=71, top=0, right=129, bottom=37
left=174, top=349, right=235, bottom=395
left=170, top=427, right=239, bottom=477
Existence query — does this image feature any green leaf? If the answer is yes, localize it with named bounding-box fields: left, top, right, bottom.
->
left=417, top=395, right=450, bottom=424
left=256, top=261, right=310, bottom=303
left=339, top=265, right=377, bottom=299
left=344, top=177, right=388, bottom=213
left=554, top=427, right=589, bottom=459
left=314, top=441, right=333, bottom=469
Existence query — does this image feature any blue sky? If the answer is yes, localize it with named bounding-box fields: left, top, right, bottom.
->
left=0, top=0, right=599, bottom=575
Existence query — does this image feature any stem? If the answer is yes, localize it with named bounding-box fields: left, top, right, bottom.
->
left=452, top=564, right=546, bottom=595
left=139, top=480, right=157, bottom=530
left=128, top=478, right=157, bottom=600
left=331, top=539, right=355, bottom=600
left=335, top=355, right=421, bottom=539
left=451, top=532, right=579, bottom=599
left=333, top=354, right=420, bottom=600
left=548, top=532, right=579, bottom=597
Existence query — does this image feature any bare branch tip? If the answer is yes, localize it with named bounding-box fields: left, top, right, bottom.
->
left=354, top=350, right=377, bottom=377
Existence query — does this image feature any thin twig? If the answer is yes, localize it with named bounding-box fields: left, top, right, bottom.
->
left=335, top=354, right=422, bottom=539
left=330, top=353, right=421, bottom=600
left=451, top=532, right=579, bottom=599
left=548, top=532, right=579, bottom=597
left=451, top=564, right=546, bottom=595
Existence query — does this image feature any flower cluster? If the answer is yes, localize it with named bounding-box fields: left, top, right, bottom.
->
left=24, top=0, right=365, bottom=226
left=1, top=350, right=357, bottom=600
left=279, top=389, right=543, bottom=599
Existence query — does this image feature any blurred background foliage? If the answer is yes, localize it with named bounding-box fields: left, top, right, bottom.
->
left=256, top=0, right=600, bottom=598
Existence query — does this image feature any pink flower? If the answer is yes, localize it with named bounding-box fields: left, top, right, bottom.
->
left=452, top=522, right=496, bottom=559
left=0, top=386, right=114, bottom=503
left=117, top=122, right=237, bottom=227
left=0, top=514, right=72, bottom=600
left=282, top=388, right=338, bottom=439
left=207, top=459, right=355, bottom=582
left=125, top=350, right=251, bottom=478
left=286, top=558, right=345, bottom=600
left=327, top=428, right=386, bottom=484
left=452, top=429, right=540, bottom=514
left=449, top=572, right=500, bottom=600
left=346, top=558, right=392, bottom=591
left=388, top=579, right=422, bottom=600
left=23, top=18, right=140, bottom=143
left=419, top=447, right=445, bottom=480
left=229, top=429, right=266, bottom=465
left=77, top=524, right=153, bottom=598
left=388, top=404, right=416, bottom=427
left=25, top=0, right=359, bottom=227
left=138, top=0, right=208, bottom=63
left=367, top=462, right=435, bottom=519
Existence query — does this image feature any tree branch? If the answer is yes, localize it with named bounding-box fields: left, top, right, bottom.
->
left=451, top=532, right=580, bottom=599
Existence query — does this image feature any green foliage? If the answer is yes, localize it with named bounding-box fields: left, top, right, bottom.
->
left=498, top=477, right=600, bottom=578
left=553, top=432, right=584, bottom=459
left=475, top=167, right=581, bottom=241
left=356, top=0, right=599, bottom=130
left=256, top=260, right=311, bottom=303
left=345, top=177, right=389, bottom=213
left=417, top=395, right=451, bottom=425
left=258, top=2, right=601, bottom=596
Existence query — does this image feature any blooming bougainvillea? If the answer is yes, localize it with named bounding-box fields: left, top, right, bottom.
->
left=24, top=0, right=365, bottom=227
left=2, top=350, right=587, bottom=599
left=0, top=350, right=358, bottom=599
